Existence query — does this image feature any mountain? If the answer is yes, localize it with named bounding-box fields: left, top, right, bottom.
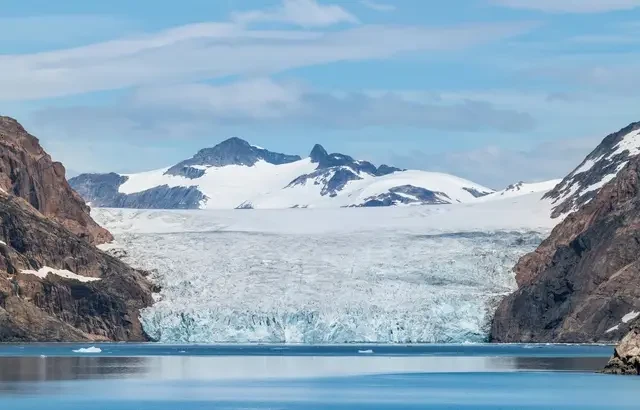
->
left=0, top=116, right=154, bottom=341
left=70, top=138, right=493, bottom=210
left=491, top=121, right=640, bottom=343
left=480, top=180, right=562, bottom=201
left=544, top=122, right=640, bottom=217
left=0, top=117, right=111, bottom=245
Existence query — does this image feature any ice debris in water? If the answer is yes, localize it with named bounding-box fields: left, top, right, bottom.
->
left=358, top=349, right=374, bottom=354
left=73, top=346, right=102, bottom=353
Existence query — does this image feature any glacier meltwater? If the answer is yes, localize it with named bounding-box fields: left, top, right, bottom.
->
left=93, top=205, right=551, bottom=344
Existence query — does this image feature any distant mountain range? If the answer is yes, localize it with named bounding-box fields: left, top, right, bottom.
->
left=69, top=138, right=494, bottom=209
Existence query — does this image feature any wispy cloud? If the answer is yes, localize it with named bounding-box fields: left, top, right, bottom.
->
left=31, top=78, right=536, bottom=136
left=0, top=21, right=536, bottom=101
left=492, top=0, right=640, bottom=13
left=360, top=0, right=397, bottom=12
left=231, top=0, right=359, bottom=27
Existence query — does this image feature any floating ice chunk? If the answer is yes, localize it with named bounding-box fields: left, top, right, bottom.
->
left=358, top=349, right=374, bottom=354
left=21, top=266, right=100, bottom=283
left=73, top=346, right=102, bottom=353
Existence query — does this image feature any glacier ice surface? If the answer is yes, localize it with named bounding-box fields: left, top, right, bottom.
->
left=94, top=205, right=551, bottom=344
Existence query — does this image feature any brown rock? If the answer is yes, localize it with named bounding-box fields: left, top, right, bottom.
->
left=0, top=116, right=155, bottom=342
left=0, top=116, right=111, bottom=245
left=0, top=193, right=155, bottom=341
left=603, top=328, right=640, bottom=375
left=491, top=155, right=640, bottom=343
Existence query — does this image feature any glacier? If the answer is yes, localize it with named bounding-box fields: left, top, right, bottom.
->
left=93, top=196, right=556, bottom=344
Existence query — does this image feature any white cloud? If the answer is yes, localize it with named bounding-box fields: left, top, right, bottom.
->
left=32, top=78, right=535, bottom=133
left=492, top=0, right=640, bottom=13
left=360, top=0, right=397, bottom=12
left=232, top=0, right=359, bottom=27
left=0, top=21, right=535, bottom=101
left=132, top=79, right=305, bottom=120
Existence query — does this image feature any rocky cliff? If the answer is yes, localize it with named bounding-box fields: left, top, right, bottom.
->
left=0, top=117, right=155, bottom=341
left=603, top=327, right=640, bottom=375
left=491, top=152, right=640, bottom=343
left=0, top=117, right=111, bottom=244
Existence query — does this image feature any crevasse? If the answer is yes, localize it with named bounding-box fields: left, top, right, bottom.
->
left=108, top=225, right=544, bottom=344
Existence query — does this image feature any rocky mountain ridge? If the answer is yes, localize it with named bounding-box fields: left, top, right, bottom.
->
left=0, top=116, right=154, bottom=341
left=491, top=121, right=640, bottom=344
left=0, top=117, right=111, bottom=244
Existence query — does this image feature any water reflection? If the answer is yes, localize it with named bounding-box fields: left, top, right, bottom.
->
left=0, top=355, right=608, bottom=385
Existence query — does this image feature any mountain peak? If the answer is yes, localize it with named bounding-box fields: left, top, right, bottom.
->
left=215, top=136, right=252, bottom=149
left=544, top=121, right=640, bottom=217
left=165, top=137, right=301, bottom=177
left=310, top=144, right=329, bottom=163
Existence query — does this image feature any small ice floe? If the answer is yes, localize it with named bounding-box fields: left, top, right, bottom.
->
left=39, top=355, right=46, bottom=358
left=73, top=346, right=102, bottom=353
left=358, top=349, right=374, bottom=354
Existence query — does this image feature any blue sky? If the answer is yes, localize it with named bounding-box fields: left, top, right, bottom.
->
left=2, top=0, right=640, bottom=187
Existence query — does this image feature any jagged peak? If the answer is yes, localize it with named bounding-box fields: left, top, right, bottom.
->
left=310, top=144, right=329, bottom=163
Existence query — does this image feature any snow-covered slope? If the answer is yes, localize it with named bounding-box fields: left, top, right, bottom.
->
left=481, top=180, right=561, bottom=201
left=70, top=138, right=493, bottom=210
left=545, top=122, right=640, bottom=217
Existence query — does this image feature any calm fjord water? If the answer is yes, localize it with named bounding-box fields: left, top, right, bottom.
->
left=0, top=344, right=637, bottom=409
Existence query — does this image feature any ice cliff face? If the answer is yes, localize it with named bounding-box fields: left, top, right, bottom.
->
left=69, top=138, right=493, bottom=210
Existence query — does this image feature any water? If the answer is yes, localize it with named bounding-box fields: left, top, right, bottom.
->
left=1, top=344, right=637, bottom=409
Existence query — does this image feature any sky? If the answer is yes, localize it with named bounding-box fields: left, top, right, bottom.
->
left=2, top=0, right=640, bottom=188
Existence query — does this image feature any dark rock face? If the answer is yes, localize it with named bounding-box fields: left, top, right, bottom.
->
left=165, top=137, right=300, bottom=176
left=356, top=185, right=450, bottom=207
left=69, top=173, right=206, bottom=209
left=0, top=117, right=112, bottom=244
left=463, top=187, right=492, bottom=198
left=117, top=185, right=205, bottom=209
left=0, top=187, right=155, bottom=342
left=287, top=168, right=362, bottom=197
left=308, top=143, right=385, bottom=176
left=491, top=154, right=640, bottom=343
left=169, top=166, right=206, bottom=179
left=602, top=328, right=640, bottom=375
left=545, top=122, right=640, bottom=218
left=69, top=173, right=129, bottom=206
left=376, top=164, right=403, bottom=176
